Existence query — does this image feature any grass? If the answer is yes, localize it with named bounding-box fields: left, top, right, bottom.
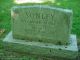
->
left=0, top=0, right=80, bottom=59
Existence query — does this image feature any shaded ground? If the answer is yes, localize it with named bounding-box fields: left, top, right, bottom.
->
left=0, top=0, right=80, bottom=60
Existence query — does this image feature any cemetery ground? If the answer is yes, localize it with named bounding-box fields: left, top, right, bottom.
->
left=0, top=0, right=80, bottom=60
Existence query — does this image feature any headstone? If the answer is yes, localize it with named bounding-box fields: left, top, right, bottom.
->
left=11, top=5, right=72, bottom=45
left=3, top=5, right=78, bottom=59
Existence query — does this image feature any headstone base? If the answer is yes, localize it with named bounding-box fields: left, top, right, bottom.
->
left=3, top=32, right=78, bottom=59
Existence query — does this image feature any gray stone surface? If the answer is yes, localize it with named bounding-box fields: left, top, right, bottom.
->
left=3, top=32, right=78, bottom=59
left=2, top=50, right=77, bottom=60
left=11, top=5, right=72, bottom=45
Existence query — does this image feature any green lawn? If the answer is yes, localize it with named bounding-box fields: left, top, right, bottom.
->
left=0, top=0, right=80, bottom=59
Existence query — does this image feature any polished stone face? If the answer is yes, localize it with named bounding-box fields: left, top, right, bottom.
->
left=11, top=5, right=72, bottom=45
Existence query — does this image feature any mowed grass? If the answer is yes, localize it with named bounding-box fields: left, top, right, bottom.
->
left=0, top=0, right=80, bottom=59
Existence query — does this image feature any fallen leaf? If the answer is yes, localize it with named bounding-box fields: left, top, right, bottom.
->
left=0, top=29, right=5, bottom=36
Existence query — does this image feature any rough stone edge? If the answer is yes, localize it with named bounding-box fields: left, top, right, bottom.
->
left=3, top=32, right=78, bottom=59
left=11, top=5, right=72, bottom=13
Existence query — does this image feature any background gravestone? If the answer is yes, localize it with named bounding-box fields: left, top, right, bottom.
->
left=11, top=5, right=72, bottom=45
